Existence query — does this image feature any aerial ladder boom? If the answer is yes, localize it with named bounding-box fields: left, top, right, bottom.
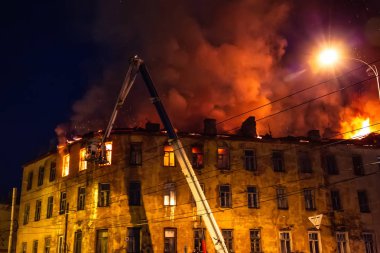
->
left=100, top=56, right=229, bottom=253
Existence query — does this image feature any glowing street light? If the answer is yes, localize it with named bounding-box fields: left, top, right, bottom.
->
left=317, top=47, right=380, bottom=100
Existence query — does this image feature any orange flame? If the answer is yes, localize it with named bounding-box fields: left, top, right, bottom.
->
left=340, top=116, right=372, bottom=139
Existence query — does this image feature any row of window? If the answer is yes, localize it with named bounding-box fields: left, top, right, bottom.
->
left=26, top=162, right=56, bottom=190
left=21, top=229, right=377, bottom=253
left=23, top=180, right=371, bottom=226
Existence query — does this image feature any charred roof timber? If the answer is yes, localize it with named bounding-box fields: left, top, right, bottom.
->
left=239, top=116, right=257, bottom=138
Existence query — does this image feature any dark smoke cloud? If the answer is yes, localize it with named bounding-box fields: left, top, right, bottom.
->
left=61, top=0, right=380, bottom=140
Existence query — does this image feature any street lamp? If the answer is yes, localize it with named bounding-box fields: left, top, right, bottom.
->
left=318, top=48, right=380, bottom=100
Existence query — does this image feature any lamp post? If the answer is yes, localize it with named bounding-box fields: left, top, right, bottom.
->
left=318, top=48, right=380, bottom=100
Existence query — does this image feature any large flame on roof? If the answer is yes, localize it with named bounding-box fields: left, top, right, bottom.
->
left=340, top=116, right=371, bottom=139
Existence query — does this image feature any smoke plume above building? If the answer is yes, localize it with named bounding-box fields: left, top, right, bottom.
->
left=62, top=0, right=380, bottom=139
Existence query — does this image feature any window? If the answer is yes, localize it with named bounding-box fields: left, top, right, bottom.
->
left=298, top=151, right=312, bottom=173
left=127, top=227, right=141, bottom=253
left=279, top=231, right=291, bottom=253
left=98, top=183, right=111, bottom=207
left=272, top=151, right=285, bottom=172
left=164, top=144, right=175, bottom=167
left=247, top=186, right=259, bottom=208
left=244, top=149, right=257, bottom=172
left=358, top=190, right=370, bottom=213
left=79, top=148, right=87, bottom=171
left=27, top=171, right=33, bottom=190
left=62, top=154, right=70, bottom=177
left=164, top=228, right=177, bottom=253
left=276, top=187, right=288, bottom=210
left=336, top=232, right=350, bottom=253
left=38, top=166, right=45, bottom=186
left=191, top=145, right=204, bottom=169
left=331, top=190, right=342, bottom=211
left=96, top=229, right=108, bottom=253
left=49, top=162, right=56, bottom=182
left=250, top=229, right=261, bottom=253
left=308, top=232, right=321, bottom=253
left=363, top=233, right=376, bottom=253
left=74, top=230, right=82, bottom=253
left=22, top=242, right=27, bottom=253
left=35, top=200, right=42, bottom=221
left=128, top=181, right=141, bottom=206
left=59, top=192, right=67, bottom=215
left=325, top=154, right=339, bottom=175
left=77, top=187, right=86, bottom=210
left=164, top=183, right=176, bottom=206
left=352, top=155, right=364, bottom=175
left=130, top=143, right=142, bottom=165
left=32, top=240, right=38, bottom=253
left=47, top=196, right=53, bottom=218
left=219, top=185, right=231, bottom=208
left=57, top=235, right=63, bottom=253
left=45, top=237, right=51, bottom=253
left=304, top=189, right=316, bottom=210
left=222, top=230, right=233, bottom=252
left=23, top=203, right=30, bottom=225
left=217, top=147, right=229, bottom=170
left=194, top=229, right=205, bottom=253
left=105, top=142, right=112, bottom=165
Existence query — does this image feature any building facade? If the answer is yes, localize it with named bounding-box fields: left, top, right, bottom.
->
left=16, top=124, right=380, bottom=253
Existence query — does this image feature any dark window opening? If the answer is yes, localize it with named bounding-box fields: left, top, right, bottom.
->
left=272, top=151, right=285, bottom=172
left=130, top=143, right=142, bottom=165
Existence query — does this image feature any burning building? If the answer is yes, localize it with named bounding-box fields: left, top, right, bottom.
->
left=16, top=118, right=380, bottom=253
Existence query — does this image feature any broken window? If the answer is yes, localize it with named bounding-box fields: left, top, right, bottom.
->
left=128, top=181, right=141, bottom=206
left=59, top=192, right=67, bottom=215
left=164, top=228, right=177, bottom=253
left=163, top=183, right=176, bottom=206
left=191, top=145, right=204, bottom=169
left=358, top=190, right=370, bottom=213
left=47, top=196, right=53, bottom=219
left=23, top=203, right=30, bottom=225
left=352, top=155, right=364, bottom=176
left=38, top=166, right=44, bottom=186
left=130, top=143, right=142, bottom=165
left=272, top=150, right=285, bottom=172
left=27, top=171, right=33, bottom=191
left=244, top=149, right=257, bottom=172
left=62, top=154, right=70, bottom=177
left=98, top=183, right=110, bottom=207
left=164, top=144, right=175, bottom=167
left=276, top=187, right=288, bottom=210
left=77, top=187, right=86, bottom=210
left=219, top=184, right=231, bottom=208
left=247, top=186, right=259, bottom=209
left=303, top=188, right=316, bottom=210
left=49, top=162, right=56, bottom=182
left=217, top=147, right=229, bottom=170
left=79, top=148, right=87, bottom=171
left=127, top=227, right=141, bottom=253
left=298, top=151, right=312, bottom=173
left=34, top=199, right=41, bottom=221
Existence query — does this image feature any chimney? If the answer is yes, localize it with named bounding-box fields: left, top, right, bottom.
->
left=240, top=116, right=257, bottom=138
left=307, top=129, right=321, bottom=141
left=204, top=118, right=217, bottom=136
left=145, top=122, right=160, bottom=132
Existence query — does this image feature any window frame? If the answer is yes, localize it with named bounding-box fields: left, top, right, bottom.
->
left=163, top=183, right=176, bottom=206
left=32, top=240, right=38, bottom=253
left=250, top=229, right=261, bottom=253
left=298, top=151, right=312, bottom=173
left=62, top=154, right=70, bottom=177
left=217, top=147, right=230, bottom=170
left=74, top=230, right=83, bottom=253
left=352, top=155, right=364, bottom=176
left=23, top=203, right=30, bottom=225
left=96, top=229, right=109, bottom=253
left=128, top=181, right=141, bottom=206
left=45, top=237, right=51, bottom=253
left=247, top=186, right=259, bottom=209
left=164, top=228, right=177, bottom=253
left=276, top=187, right=288, bottom=210
left=59, top=192, right=67, bottom=215
left=49, top=162, right=56, bottom=182
left=331, top=190, right=342, bottom=211
left=279, top=231, right=292, bottom=253
left=219, top=184, right=231, bottom=208
left=272, top=150, right=285, bottom=172
left=130, top=143, right=142, bottom=166
left=127, top=227, right=141, bottom=253
left=336, top=231, right=350, bottom=253
left=193, top=228, right=205, bottom=253
left=163, top=144, right=176, bottom=167
left=304, top=188, right=316, bottom=211
left=362, top=232, right=376, bottom=253
left=98, top=183, right=111, bottom=207
left=244, top=149, right=257, bottom=172
left=34, top=199, right=42, bottom=221
left=308, top=231, right=321, bottom=253
left=221, top=229, right=234, bottom=253
left=325, top=154, right=339, bottom=175
left=77, top=187, right=86, bottom=210
left=38, top=166, right=45, bottom=186
left=357, top=190, right=370, bottom=213
left=79, top=148, right=87, bottom=171
left=47, top=196, right=53, bottom=218
left=191, top=144, right=204, bottom=169
left=27, top=171, right=33, bottom=191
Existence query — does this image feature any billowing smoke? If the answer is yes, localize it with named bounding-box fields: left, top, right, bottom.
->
left=61, top=0, right=380, bottom=140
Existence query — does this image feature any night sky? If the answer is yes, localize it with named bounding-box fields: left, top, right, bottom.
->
left=1, top=0, right=379, bottom=199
